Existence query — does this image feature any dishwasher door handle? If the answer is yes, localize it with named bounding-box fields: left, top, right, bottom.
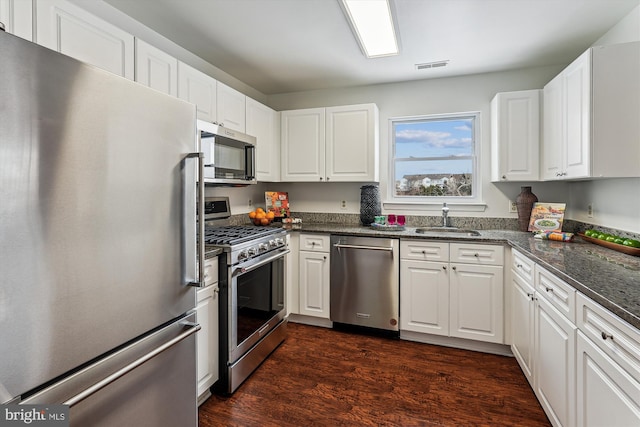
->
left=334, top=243, right=394, bottom=252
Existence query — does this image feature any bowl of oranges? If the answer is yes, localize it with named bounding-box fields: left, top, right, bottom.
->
left=249, top=208, right=275, bottom=226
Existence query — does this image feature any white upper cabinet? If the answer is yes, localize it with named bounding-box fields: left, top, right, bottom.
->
left=325, top=104, right=379, bottom=182
left=281, top=104, right=379, bottom=182
left=491, top=90, right=540, bottom=182
left=542, top=41, right=640, bottom=180
left=281, top=108, right=326, bottom=182
left=35, top=0, right=134, bottom=79
left=135, top=39, right=177, bottom=96
left=0, top=0, right=33, bottom=40
left=177, top=61, right=217, bottom=123
left=246, top=98, right=280, bottom=182
left=216, top=82, right=246, bottom=132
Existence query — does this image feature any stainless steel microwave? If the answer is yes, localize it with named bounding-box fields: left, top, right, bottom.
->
left=197, top=120, right=257, bottom=186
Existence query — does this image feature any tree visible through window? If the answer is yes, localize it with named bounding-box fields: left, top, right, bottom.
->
left=392, top=113, right=479, bottom=199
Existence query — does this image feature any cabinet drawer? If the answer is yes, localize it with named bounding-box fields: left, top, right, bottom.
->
left=400, top=240, right=449, bottom=262
left=450, top=243, right=504, bottom=266
left=203, top=257, right=218, bottom=287
left=300, top=233, right=330, bottom=252
left=577, top=293, right=640, bottom=382
left=535, top=265, right=576, bottom=323
left=511, top=248, right=535, bottom=284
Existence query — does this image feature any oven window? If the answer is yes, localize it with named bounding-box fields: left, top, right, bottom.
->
left=235, top=258, right=285, bottom=345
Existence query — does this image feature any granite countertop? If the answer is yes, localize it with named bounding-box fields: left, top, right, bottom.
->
left=285, top=223, right=640, bottom=330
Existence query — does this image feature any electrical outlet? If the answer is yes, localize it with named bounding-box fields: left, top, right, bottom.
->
left=340, top=200, right=347, bottom=210
left=248, top=199, right=253, bottom=207
left=587, top=203, right=593, bottom=218
left=509, top=200, right=518, bottom=213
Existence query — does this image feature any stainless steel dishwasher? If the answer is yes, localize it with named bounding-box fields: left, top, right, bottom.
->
left=330, top=235, right=399, bottom=332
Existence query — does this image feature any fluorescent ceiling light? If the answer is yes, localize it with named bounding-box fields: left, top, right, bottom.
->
left=341, top=0, right=399, bottom=58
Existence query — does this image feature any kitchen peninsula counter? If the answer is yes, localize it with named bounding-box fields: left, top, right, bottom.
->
left=284, top=223, right=640, bottom=330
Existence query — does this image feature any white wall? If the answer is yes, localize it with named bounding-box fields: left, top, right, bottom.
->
left=266, top=65, right=569, bottom=218
left=568, top=4, right=640, bottom=234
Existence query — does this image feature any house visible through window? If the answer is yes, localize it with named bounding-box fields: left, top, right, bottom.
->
left=392, top=112, right=479, bottom=200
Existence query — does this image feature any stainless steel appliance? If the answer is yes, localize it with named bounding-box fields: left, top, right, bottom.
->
left=198, top=119, right=257, bottom=186
left=0, top=31, right=202, bottom=426
left=202, top=198, right=288, bottom=394
left=330, top=235, right=400, bottom=333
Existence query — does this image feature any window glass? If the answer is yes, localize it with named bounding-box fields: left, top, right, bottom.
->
left=392, top=113, right=479, bottom=200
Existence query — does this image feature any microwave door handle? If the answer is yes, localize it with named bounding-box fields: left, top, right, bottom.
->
left=246, top=145, right=255, bottom=179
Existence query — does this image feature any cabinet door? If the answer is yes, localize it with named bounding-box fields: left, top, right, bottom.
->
left=299, top=250, right=330, bottom=318
left=135, top=39, right=177, bottom=96
left=563, top=49, right=591, bottom=179
left=399, top=260, right=449, bottom=336
left=281, top=108, right=325, bottom=182
left=542, top=73, right=564, bottom=180
left=35, top=0, right=134, bottom=79
left=195, top=285, right=219, bottom=402
left=325, top=104, right=379, bottom=182
left=246, top=98, right=280, bottom=182
left=576, top=332, right=640, bottom=427
left=177, top=61, right=217, bottom=122
left=511, top=272, right=535, bottom=386
left=535, top=295, right=576, bottom=427
left=449, top=263, right=504, bottom=344
left=0, top=0, right=32, bottom=40
left=216, top=82, right=246, bottom=132
left=490, top=90, right=540, bottom=182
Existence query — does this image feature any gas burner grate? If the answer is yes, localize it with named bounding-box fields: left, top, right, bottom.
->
left=203, top=225, right=281, bottom=246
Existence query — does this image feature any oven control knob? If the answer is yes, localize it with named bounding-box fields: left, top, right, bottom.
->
left=247, top=247, right=256, bottom=257
left=274, top=238, right=284, bottom=247
left=269, top=239, right=277, bottom=248
left=258, top=243, right=269, bottom=252
left=238, top=250, right=249, bottom=261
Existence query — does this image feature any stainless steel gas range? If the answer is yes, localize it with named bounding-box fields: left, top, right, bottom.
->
left=202, top=197, right=289, bottom=394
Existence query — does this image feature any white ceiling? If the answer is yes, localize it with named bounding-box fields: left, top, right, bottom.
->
left=105, top=0, right=639, bottom=95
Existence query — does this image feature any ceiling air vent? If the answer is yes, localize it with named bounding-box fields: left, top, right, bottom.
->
left=415, top=60, right=449, bottom=70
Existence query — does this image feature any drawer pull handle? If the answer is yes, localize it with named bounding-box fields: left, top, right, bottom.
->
left=516, top=264, right=523, bottom=268
left=601, top=332, right=614, bottom=341
left=545, top=287, right=554, bottom=293
left=442, top=266, right=447, bottom=271
left=452, top=266, right=457, bottom=271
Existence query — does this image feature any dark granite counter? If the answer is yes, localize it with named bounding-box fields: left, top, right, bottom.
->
left=284, top=223, right=640, bottom=330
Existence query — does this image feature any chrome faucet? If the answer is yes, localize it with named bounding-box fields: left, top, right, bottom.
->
left=442, top=202, right=450, bottom=227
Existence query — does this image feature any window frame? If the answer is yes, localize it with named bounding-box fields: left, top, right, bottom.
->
left=387, top=111, right=482, bottom=208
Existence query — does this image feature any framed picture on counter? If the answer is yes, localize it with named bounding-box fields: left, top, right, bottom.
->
left=528, top=202, right=566, bottom=232
left=265, top=191, right=290, bottom=218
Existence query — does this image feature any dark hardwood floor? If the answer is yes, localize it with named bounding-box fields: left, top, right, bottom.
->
left=199, top=323, right=550, bottom=427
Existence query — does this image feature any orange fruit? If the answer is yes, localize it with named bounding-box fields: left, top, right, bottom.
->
left=256, top=207, right=264, bottom=214
left=266, top=211, right=275, bottom=219
left=248, top=211, right=257, bottom=219
left=256, top=212, right=266, bottom=219
left=260, top=218, right=270, bottom=225
left=253, top=219, right=261, bottom=226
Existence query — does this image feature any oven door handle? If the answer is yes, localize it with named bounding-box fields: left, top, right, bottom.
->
left=232, top=249, right=290, bottom=277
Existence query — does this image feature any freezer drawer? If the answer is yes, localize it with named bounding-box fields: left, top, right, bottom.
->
left=330, top=235, right=400, bottom=331
left=21, top=314, right=199, bottom=427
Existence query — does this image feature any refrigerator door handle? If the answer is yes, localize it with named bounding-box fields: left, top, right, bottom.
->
left=63, top=322, right=201, bottom=408
left=186, top=152, right=205, bottom=287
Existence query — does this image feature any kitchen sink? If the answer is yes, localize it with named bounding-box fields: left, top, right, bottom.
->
left=415, top=227, right=481, bottom=236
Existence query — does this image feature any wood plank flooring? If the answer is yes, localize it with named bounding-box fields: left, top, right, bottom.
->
left=199, top=323, right=550, bottom=427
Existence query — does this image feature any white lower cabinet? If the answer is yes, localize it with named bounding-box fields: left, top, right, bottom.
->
left=400, top=260, right=449, bottom=335
left=195, top=284, right=219, bottom=404
left=576, top=331, right=640, bottom=427
left=399, top=240, right=504, bottom=345
left=535, top=292, right=576, bottom=427
left=298, top=234, right=330, bottom=319
left=510, top=266, right=536, bottom=386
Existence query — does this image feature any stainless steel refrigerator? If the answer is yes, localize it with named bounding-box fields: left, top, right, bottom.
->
left=0, top=30, right=202, bottom=426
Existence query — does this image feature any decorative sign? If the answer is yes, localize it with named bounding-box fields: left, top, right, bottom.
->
left=528, top=202, right=566, bottom=232
left=265, top=192, right=290, bottom=218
